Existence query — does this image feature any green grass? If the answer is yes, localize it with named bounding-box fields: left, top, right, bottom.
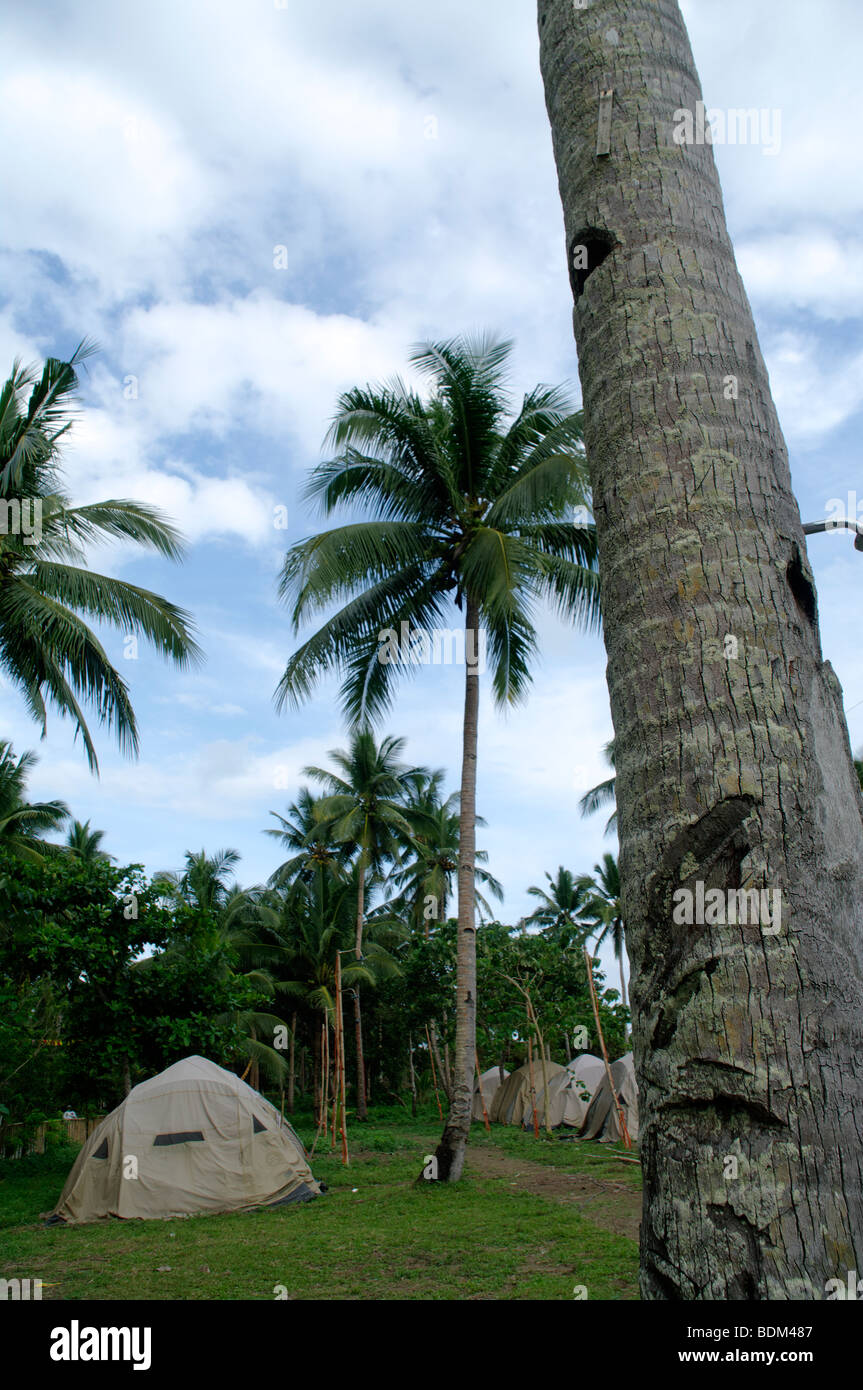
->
left=0, top=1108, right=641, bottom=1301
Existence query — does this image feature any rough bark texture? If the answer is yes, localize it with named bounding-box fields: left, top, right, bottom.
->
left=538, top=0, right=863, bottom=1298
left=432, top=597, right=480, bottom=1181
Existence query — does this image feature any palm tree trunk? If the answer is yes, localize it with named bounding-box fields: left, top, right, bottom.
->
left=539, top=0, right=863, bottom=1296
left=354, top=865, right=368, bottom=1120
left=432, top=596, right=480, bottom=1181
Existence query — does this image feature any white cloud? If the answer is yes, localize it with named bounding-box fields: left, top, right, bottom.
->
left=738, top=234, right=863, bottom=320
left=762, top=330, right=863, bottom=443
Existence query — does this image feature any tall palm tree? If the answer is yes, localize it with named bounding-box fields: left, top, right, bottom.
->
left=577, top=853, right=627, bottom=1013
left=0, top=344, right=202, bottom=771
left=0, top=740, right=69, bottom=862
left=275, top=333, right=599, bottom=1180
left=303, top=729, right=419, bottom=1120
left=524, top=866, right=591, bottom=948
left=578, top=739, right=616, bottom=836
left=539, top=0, right=863, bottom=1297
left=65, top=818, right=111, bottom=862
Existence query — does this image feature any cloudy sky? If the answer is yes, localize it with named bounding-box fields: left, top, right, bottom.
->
left=1, top=0, right=862, bottom=980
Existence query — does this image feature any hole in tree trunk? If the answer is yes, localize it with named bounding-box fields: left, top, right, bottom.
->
left=570, top=228, right=616, bottom=300
left=786, top=549, right=817, bottom=625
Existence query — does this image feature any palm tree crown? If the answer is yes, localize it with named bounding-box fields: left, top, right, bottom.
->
left=65, top=818, right=112, bottom=863
left=0, top=343, right=202, bottom=769
left=0, top=740, right=69, bottom=862
left=275, top=333, right=599, bottom=723
left=524, top=865, right=591, bottom=946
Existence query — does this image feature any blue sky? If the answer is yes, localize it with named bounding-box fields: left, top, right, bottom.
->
left=1, top=0, right=862, bottom=985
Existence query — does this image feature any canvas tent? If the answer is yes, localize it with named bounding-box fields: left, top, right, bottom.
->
left=489, top=1060, right=566, bottom=1126
left=579, top=1052, right=639, bottom=1143
left=50, top=1056, right=321, bottom=1224
left=531, top=1053, right=606, bottom=1130
left=471, top=1065, right=509, bottom=1122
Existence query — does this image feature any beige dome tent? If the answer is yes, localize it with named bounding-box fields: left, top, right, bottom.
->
left=490, top=1060, right=566, bottom=1126
left=472, top=1065, right=509, bottom=1122
left=50, top=1056, right=321, bottom=1224
left=531, top=1053, right=605, bottom=1129
left=579, top=1052, right=639, bottom=1143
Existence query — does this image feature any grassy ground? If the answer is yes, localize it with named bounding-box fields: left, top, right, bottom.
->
left=0, top=1107, right=641, bottom=1300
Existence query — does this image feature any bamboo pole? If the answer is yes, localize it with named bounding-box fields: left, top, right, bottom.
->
left=425, top=1022, right=443, bottom=1120
left=408, top=1032, right=418, bottom=1118
left=525, top=991, right=552, bottom=1136
left=474, top=1050, right=491, bottom=1131
left=335, top=950, right=349, bottom=1165
left=328, top=1011, right=337, bottom=1149
left=584, top=945, right=631, bottom=1149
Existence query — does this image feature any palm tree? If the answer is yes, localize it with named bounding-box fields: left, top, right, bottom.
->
left=0, top=741, right=69, bottom=862
left=524, top=866, right=591, bottom=948
left=0, top=344, right=202, bottom=771
left=539, top=0, right=863, bottom=1297
left=394, top=771, right=503, bottom=931
left=577, top=853, right=627, bottom=1013
left=154, top=848, right=241, bottom=918
left=275, top=333, right=599, bottom=1180
left=579, top=739, right=616, bottom=836
left=267, top=866, right=401, bottom=1122
left=303, top=729, right=419, bottom=1120
left=65, top=818, right=111, bottom=862
left=265, top=787, right=350, bottom=887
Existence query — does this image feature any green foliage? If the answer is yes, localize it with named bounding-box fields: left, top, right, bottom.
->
left=276, top=333, right=600, bottom=726
left=0, top=847, right=256, bottom=1118
left=0, top=344, right=202, bottom=770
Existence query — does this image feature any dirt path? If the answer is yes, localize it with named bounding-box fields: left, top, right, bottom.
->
left=466, top=1146, right=641, bottom=1242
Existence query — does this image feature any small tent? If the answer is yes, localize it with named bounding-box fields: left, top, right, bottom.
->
left=579, top=1052, right=639, bottom=1143
left=489, top=1060, right=566, bottom=1126
left=50, top=1056, right=322, bottom=1224
left=531, top=1053, right=605, bottom=1129
left=472, top=1065, right=509, bottom=1122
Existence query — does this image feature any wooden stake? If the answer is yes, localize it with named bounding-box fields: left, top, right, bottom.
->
left=426, top=1023, right=443, bottom=1120
left=335, top=950, right=349, bottom=1165
left=584, top=945, right=631, bottom=1149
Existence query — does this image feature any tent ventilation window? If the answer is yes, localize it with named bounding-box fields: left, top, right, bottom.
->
left=153, top=1130, right=205, bottom=1146
left=92, top=1139, right=108, bottom=1159
left=252, top=1116, right=266, bottom=1134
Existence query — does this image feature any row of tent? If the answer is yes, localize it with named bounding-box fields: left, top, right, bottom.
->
left=48, top=1051, right=636, bottom=1226
left=472, top=1052, right=638, bottom=1143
